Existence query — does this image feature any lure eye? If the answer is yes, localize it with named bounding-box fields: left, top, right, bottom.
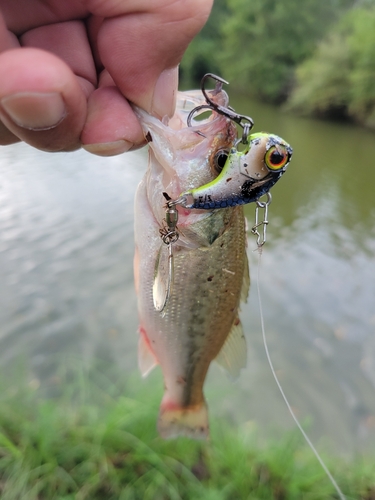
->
left=213, top=149, right=229, bottom=173
left=264, top=146, right=289, bottom=171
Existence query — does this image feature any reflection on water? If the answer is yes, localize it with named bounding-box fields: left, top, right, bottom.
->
left=0, top=100, right=374, bottom=455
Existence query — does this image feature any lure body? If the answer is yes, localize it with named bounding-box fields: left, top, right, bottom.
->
left=177, top=133, right=293, bottom=210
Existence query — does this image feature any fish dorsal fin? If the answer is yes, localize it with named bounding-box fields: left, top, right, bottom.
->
left=215, top=319, right=247, bottom=379
left=241, top=253, right=250, bottom=303
left=138, top=330, right=158, bottom=378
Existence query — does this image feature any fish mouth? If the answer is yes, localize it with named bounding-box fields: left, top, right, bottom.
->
left=133, top=90, right=238, bottom=199
left=171, top=89, right=231, bottom=133
left=133, top=88, right=233, bottom=138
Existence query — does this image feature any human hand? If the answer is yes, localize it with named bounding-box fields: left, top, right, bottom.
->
left=0, top=0, right=213, bottom=155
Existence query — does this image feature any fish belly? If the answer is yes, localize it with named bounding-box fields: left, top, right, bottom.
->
left=134, top=177, right=247, bottom=437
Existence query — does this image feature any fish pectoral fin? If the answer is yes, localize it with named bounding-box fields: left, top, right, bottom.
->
left=240, top=253, right=250, bottom=303
left=215, top=319, right=247, bottom=379
left=138, top=328, right=158, bottom=378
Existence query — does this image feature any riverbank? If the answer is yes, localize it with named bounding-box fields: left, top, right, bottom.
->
left=0, top=365, right=373, bottom=500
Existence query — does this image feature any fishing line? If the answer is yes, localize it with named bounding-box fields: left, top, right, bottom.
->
left=255, top=249, right=346, bottom=500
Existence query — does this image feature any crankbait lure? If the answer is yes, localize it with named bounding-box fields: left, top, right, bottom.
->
left=175, top=132, right=292, bottom=210
left=172, top=73, right=293, bottom=210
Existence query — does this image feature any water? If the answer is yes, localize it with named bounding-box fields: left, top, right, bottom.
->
left=0, top=147, right=143, bottom=380
left=0, top=98, right=374, bottom=456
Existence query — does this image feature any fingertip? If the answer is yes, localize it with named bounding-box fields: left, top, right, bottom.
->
left=0, top=120, right=19, bottom=146
left=0, top=48, right=87, bottom=151
left=96, top=0, right=213, bottom=118
left=151, top=66, right=178, bottom=119
left=81, top=85, right=145, bottom=156
left=82, top=140, right=133, bottom=157
left=1, top=91, right=66, bottom=130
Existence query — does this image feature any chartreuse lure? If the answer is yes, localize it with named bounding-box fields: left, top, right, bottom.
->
left=175, top=132, right=293, bottom=210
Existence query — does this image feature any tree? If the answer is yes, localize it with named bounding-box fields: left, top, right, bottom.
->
left=286, top=32, right=351, bottom=119
left=288, top=5, right=375, bottom=128
left=218, top=0, right=347, bottom=103
left=179, top=0, right=228, bottom=89
left=346, top=7, right=375, bottom=127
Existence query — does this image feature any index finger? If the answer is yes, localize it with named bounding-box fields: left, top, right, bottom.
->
left=91, top=0, right=214, bottom=118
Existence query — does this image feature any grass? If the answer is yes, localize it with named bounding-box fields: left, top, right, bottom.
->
left=0, top=362, right=373, bottom=500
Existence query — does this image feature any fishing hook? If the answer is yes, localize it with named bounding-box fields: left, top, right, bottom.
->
left=187, top=73, right=254, bottom=142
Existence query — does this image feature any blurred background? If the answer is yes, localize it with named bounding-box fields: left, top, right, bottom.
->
left=0, top=0, right=375, bottom=465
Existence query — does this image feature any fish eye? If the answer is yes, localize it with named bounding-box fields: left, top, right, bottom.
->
left=264, top=145, right=289, bottom=171
left=213, top=149, right=229, bottom=173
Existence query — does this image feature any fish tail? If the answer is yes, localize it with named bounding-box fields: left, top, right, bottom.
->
left=158, top=398, right=209, bottom=440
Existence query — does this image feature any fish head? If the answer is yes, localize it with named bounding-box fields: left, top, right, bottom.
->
left=133, top=89, right=237, bottom=221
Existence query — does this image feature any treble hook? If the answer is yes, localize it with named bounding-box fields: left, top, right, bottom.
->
left=187, top=73, right=254, bottom=141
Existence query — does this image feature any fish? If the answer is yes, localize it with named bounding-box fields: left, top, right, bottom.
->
left=133, top=83, right=293, bottom=439
left=133, top=87, right=249, bottom=439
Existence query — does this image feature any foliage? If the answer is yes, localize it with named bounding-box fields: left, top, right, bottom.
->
left=180, top=0, right=375, bottom=129
left=345, top=7, right=375, bottom=127
left=288, top=5, right=375, bottom=128
left=0, top=366, right=373, bottom=499
left=179, top=0, right=228, bottom=89
left=216, top=0, right=347, bottom=103
left=286, top=32, right=351, bottom=118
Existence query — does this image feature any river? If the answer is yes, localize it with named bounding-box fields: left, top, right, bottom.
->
left=0, top=94, right=374, bottom=456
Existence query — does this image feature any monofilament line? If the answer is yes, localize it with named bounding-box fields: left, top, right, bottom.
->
left=255, top=249, right=346, bottom=500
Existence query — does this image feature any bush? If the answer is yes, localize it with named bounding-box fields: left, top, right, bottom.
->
left=218, top=0, right=345, bottom=103
left=288, top=5, right=375, bottom=128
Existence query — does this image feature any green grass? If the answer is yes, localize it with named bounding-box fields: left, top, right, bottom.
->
left=0, top=363, right=373, bottom=500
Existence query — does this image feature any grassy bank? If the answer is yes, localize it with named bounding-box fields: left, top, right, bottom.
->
left=0, top=365, right=373, bottom=500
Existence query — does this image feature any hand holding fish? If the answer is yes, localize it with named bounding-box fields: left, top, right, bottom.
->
left=0, top=0, right=213, bottom=154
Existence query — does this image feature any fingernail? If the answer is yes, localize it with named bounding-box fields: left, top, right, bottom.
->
left=82, top=139, right=134, bottom=156
left=0, top=91, right=66, bottom=130
left=151, top=67, right=178, bottom=119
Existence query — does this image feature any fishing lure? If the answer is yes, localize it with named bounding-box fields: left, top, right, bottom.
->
left=170, top=73, right=292, bottom=210
left=152, top=194, right=179, bottom=313
left=174, top=132, right=292, bottom=210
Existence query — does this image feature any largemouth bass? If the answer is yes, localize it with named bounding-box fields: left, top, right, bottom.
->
left=133, top=88, right=249, bottom=439
left=134, top=87, right=291, bottom=438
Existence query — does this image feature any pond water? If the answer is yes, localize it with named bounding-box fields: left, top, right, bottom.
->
left=0, top=94, right=374, bottom=457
